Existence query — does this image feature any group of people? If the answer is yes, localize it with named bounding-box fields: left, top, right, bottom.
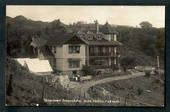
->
left=73, top=71, right=80, bottom=81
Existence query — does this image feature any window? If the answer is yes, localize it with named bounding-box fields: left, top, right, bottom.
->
left=69, top=46, right=80, bottom=53
left=96, top=35, right=102, bottom=40
left=69, top=61, right=80, bottom=68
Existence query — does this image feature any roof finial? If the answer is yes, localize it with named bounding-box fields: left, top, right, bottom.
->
left=106, top=19, right=109, bottom=24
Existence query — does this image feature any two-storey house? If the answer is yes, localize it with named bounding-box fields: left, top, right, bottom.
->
left=32, top=21, right=122, bottom=74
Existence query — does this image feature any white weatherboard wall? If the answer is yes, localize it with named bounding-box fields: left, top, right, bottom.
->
left=54, top=44, right=86, bottom=71
left=63, top=44, right=86, bottom=71
left=55, top=46, right=64, bottom=71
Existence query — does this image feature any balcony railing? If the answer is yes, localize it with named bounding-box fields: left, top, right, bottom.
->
left=89, top=52, right=120, bottom=57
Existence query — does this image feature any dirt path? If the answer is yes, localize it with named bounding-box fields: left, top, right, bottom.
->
left=71, top=71, right=145, bottom=98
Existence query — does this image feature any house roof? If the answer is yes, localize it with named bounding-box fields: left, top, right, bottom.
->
left=46, top=33, right=87, bottom=46
left=87, top=40, right=122, bottom=46
left=39, top=46, right=54, bottom=58
left=30, top=37, right=47, bottom=47
left=76, top=33, right=122, bottom=46
left=46, top=33, right=74, bottom=46
left=15, top=58, right=53, bottom=74
left=45, top=32, right=121, bottom=46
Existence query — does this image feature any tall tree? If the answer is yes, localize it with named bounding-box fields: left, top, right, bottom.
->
left=139, top=21, right=152, bottom=29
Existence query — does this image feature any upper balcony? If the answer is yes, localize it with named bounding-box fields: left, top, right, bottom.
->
left=89, top=52, right=120, bottom=58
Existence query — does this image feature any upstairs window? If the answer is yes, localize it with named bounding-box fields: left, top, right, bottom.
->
left=87, top=35, right=93, bottom=40
left=69, top=46, right=80, bottom=53
left=96, top=35, right=102, bottom=40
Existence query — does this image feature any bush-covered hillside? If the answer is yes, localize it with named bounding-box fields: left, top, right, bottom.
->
left=6, top=15, right=165, bottom=67
left=6, top=57, right=75, bottom=106
left=116, top=25, right=164, bottom=67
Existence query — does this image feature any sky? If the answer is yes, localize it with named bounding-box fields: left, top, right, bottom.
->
left=6, top=6, right=165, bottom=28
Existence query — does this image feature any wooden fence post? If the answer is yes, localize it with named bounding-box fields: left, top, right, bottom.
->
left=42, top=77, right=45, bottom=100
left=124, top=97, right=127, bottom=106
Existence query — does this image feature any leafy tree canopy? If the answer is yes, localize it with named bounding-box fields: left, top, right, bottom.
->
left=139, top=21, right=152, bottom=29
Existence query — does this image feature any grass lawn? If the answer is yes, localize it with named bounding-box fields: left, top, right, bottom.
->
left=88, top=74, right=164, bottom=106
left=6, top=58, right=164, bottom=106
left=93, top=71, right=131, bottom=81
left=6, top=58, right=76, bottom=106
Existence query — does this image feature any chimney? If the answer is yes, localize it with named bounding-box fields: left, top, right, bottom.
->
left=114, top=34, right=117, bottom=41
left=94, top=20, right=99, bottom=34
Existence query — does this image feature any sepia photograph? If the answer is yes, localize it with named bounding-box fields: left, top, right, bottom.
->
left=6, top=6, right=165, bottom=106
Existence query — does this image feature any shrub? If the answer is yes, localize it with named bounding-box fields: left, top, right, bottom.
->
left=137, top=88, right=143, bottom=96
left=120, top=56, right=136, bottom=68
left=111, top=64, right=119, bottom=72
left=153, top=79, right=161, bottom=84
left=145, top=71, right=151, bottom=77
left=82, top=65, right=96, bottom=76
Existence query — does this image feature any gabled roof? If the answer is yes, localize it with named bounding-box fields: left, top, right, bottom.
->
left=39, top=46, right=54, bottom=58
left=65, top=35, right=87, bottom=44
left=46, top=33, right=87, bottom=46
left=30, top=37, right=47, bottom=47
left=42, top=32, right=121, bottom=46
left=46, top=33, right=74, bottom=45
